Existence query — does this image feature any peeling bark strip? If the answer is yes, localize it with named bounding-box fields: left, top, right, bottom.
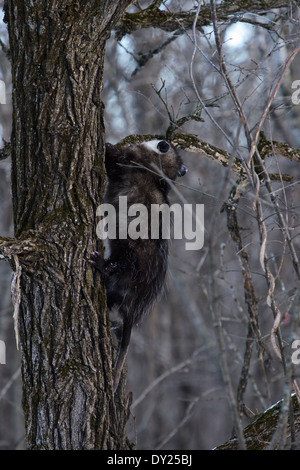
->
left=3, top=0, right=134, bottom=450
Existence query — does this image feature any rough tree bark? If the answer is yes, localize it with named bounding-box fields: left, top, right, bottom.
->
left=2, top=0, right=134, bottom=450
left=1, top=0, right=299, bottom=451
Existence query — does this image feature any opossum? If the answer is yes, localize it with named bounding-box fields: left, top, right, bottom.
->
left=90, top=139, right=187, bottom=392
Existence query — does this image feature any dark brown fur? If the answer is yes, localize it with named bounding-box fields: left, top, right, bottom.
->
left=91, top=140, right=187, bottom=392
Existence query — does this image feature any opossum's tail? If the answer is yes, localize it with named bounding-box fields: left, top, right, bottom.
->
left=113, top=318, right=133, bottom=393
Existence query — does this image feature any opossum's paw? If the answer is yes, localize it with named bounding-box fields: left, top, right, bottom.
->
left=89, top=252, right=118, bottom=276
left=89, top=251, right=106, bottom=273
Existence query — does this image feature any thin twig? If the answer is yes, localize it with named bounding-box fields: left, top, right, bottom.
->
left=132, top=345, right=211, bottom=408
left=248, top=45, right=300, bottom=165
left=0, top=368, right=21, bottom=402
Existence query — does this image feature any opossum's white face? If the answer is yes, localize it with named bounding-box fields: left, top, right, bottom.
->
left=105, top=140, right=187, bottom=184
left=142, top=140, right=170, bottom=154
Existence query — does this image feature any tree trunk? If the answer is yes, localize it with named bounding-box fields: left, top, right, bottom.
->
left=3, top=0, right=133, bottom=450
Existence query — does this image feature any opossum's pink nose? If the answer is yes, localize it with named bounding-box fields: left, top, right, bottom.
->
left=178, top=165, right=188, bottom=177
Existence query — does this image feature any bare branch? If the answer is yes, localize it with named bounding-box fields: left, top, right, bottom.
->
left=0, top=236, right=37, bottom=261
left=258, top=131, right=300, bottom=164
left=119, top=29, right=182, bottom=76
left=132, top=345, right=212, bottom=408
left=215, top=394, right=300, bottom=450
left=248, top=45, right=300, bottom=165
left=115, top=0, right=293, bottom=39
left=0, top=141, right=11, bottom=160
left=224, top=193, right=269, bottom=418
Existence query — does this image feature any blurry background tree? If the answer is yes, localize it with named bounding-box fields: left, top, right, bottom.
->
left=1, top=0, right=300, bottom=450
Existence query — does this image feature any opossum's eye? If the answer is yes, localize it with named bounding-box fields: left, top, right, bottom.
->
left=157, top=141, right=170, bottom=153
left=178, top=165, right=188, bottom=177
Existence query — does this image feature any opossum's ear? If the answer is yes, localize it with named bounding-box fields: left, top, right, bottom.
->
left=105, top=143, right=126, bottom=176
left=105, top=143, right=123, bottom=159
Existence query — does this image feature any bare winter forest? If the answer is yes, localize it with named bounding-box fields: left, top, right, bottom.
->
left=1, top=0, right=300, bottom=450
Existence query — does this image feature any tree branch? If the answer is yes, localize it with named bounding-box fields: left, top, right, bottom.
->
left=0, top=235, right=37, bottom=261
left=0, top=141, right=11, bottom=160
left=258, top=131, right=300, bottom=164
left=120, top=28, right=182, bottom=76
left=115, top=0, right=293, bottom=39
left=224, top=191, right=269, bottom=419
left=215, top=394, right=300, bottom=450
